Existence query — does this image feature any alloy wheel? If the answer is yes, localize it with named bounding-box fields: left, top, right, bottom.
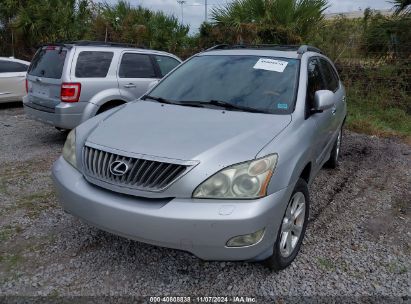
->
left=279, top=192, right=306, bottom=258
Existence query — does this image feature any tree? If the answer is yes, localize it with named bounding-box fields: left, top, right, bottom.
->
left=88, top=1, right=190, bottom=53
left=8, top=0, right=92, bottom=58
left=392, top=0, right=411, bottom=14
left=210, top=0, right=329, bottom=44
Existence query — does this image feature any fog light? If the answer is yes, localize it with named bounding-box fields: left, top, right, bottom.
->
left=226, top=228, right=265, bottom=247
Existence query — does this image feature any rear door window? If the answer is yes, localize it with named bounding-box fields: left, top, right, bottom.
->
left=0, top=61, right=28, bottom=73
left=154, top=55, right=180, bottom=77
left=75, top=51, right=114, bottom=78
left=28, top=48, right=67, bottom=78
left=319, top=58, right=339, bottom=92
left=119, top=53, right=156, bottom=78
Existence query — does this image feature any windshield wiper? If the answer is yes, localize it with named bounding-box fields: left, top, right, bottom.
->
left=143, top=96, right=267, bottom=113
left=181, top=99, right=268, bottom=114
left=142, top=95, right=176, bottom=105
left=143, top=95, right=205, bottom=108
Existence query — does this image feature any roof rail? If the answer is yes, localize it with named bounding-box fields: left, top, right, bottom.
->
left=205, top=44, right=324, bottom=54
left=297, top=45, right=323, bottom=55
left=205, top=44, right=230, bottom=51
left=39, top=40, right=145, bottom=49
left=72, top=40, right=145, bottom=48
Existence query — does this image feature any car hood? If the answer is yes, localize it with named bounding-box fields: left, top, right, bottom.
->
left=86, top=101, right=291, bottom=162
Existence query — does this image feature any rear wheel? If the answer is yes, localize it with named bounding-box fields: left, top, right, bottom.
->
left=265, top=178, right=309, bottom=271
left=325, top=127, right=342, bottom=169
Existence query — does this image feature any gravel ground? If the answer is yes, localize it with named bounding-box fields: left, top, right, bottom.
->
left=0, top=104, right=410, bottom=301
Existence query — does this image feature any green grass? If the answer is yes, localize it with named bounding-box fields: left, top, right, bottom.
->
left=0, top=225, right=22, bottom=242
left=318, top=257, right=335, bottom=271
left=15, top=191, right=55, bottom=218
left=387, top=261, right=408, bottom=274
left=346, top=84, right=411, bottom=142
left=0, top=253, right=24, bottom=271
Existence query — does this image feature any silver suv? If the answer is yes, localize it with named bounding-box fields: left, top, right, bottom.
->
left=52, top=45, right=346, bottom=270
left=23, top=41, right=181, bottom=130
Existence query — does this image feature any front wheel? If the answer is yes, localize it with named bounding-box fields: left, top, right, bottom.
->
left=325, top=127, right=342, bottom=169
left=265, top=178, right=309, bottom=271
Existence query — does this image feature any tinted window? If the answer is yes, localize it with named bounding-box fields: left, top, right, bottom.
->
left=75, top=51, right=113, bottom=78
left=28, top=48, right=67, bottom=78
left=149, top=55, right=299, bottom=114
left=155, top=55, right=180, bottom=76
left=119, top=53, right=156, bottom=78
left=307, top=58, right=326, bottom=109
left=0, top=61, right=28, bottom=73
left=319, top=58, right=339, bottom=92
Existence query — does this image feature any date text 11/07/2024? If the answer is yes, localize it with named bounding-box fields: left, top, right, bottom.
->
left=149, top=296, right=257, bottom=303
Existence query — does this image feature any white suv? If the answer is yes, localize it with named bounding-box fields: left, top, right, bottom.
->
left=0, top=57, right=30, bottom=103
left=23, top=41, right=181, bottom=130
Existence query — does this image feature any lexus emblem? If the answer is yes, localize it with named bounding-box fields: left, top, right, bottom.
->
left=109, top=160, right=130, bottom=176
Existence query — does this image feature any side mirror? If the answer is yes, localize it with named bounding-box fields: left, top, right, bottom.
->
left=147, top=80, right=159, bottom=91
left=313, top=90, right=335, bottom=112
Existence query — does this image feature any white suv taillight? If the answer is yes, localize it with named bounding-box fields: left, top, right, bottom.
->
left=61, top=83, right=81, bottom=102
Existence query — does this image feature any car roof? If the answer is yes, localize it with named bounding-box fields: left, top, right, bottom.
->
left=199, top=49, right=301, bottom=59
left=38, top=41, right=181, bottom=61
left=198, top=44, right=324, bottom=59
left=73, top=45, right=179, bottom=58
left=0, top=57, right=30, bottom=65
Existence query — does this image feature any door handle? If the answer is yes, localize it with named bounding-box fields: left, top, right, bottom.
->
left=124, top=83, right=136, bottom=88
left=331, top=106, right=337, bottom=115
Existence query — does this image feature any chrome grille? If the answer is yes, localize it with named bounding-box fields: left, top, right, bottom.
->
left=82, top=146, right=188, bottom=192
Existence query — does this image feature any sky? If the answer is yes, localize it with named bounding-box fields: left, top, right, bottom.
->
left=103, top=0, right=394, bottom=33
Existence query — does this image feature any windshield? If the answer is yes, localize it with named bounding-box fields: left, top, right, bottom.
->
left=148, top=55, right=299, bottom=114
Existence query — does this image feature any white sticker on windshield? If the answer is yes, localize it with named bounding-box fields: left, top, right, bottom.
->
left=253, top=58, right=288, bottom=72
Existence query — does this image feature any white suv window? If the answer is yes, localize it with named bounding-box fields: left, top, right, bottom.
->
left=75, top=51, right=114, bottom=78
left=119, top=53, right=156, bottom=78
left=154, top=55, right=180, bottom=77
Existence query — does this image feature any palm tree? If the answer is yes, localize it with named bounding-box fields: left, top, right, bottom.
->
left=392, top=0, right=411, bottom=14
left=211, top=0, right=329, bottom=44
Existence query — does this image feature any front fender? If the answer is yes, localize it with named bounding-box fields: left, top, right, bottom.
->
left=257, top=117, right=317, bottom=194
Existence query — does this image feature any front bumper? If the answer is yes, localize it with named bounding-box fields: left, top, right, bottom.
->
left=52, top=157, right=293, bottom=261
left=23, top=96, right=96, bottom=129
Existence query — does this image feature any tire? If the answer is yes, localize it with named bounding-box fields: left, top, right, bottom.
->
left=325, top=127, right=342, bottom=169
left=265, top=178, right=309, bottom=271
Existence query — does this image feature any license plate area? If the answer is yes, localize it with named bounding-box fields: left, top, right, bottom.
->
left=32, top=84, right=50, bottom=98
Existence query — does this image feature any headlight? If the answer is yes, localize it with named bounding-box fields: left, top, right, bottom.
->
left=62, top=129, right=77, bottom=168
left=193, top=154, right=278, bottom=199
